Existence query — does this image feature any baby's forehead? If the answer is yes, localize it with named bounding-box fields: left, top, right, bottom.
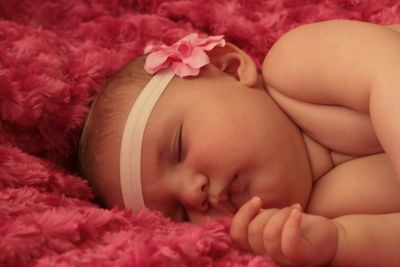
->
left=100, top=61, right=221, bottom=128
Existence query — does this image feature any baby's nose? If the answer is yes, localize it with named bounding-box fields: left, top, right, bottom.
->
left=182, top=173, right=209, bottom=211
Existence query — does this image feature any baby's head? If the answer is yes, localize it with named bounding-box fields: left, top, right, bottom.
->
left=79, top=34, right=312, bottom=223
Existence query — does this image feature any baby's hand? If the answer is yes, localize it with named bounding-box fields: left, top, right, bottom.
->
left=230, top=197, right=338, bottom=266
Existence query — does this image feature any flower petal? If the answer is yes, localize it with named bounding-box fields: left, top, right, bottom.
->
left=143, top=33, right=225, bottom=77
left=144, top=44, right=157, bottom=54
left=145, top=59, right=171, bottom=74
left=199, top=35, right=226, bottom=51
left=182, top=47, right=209, bottom=69
left=190, top=35, right=222, bottom=46
left=178, top=33, right=199, bottom=43
left=144, top=51, right=171, bottom=74
left=176, top=41, right=192, bottom=58
left=172, top=62, right=199, bottom=77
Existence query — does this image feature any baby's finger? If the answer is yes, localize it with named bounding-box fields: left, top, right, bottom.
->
left=281, top=208, right=308, bottom=263
left=230, top=196, right=262, bottom=251
left=247, top=208, right=278, bottom=254
left=263, top=204, right=302, bottom=264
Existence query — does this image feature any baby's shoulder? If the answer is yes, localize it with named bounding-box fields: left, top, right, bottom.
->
left=262, top=19, right=400, bottom=114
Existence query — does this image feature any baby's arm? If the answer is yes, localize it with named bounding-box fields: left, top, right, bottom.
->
left=332, top=213, right=400, bottom=266
left=231, top=199, right=400, bottom=266
left=263, top=19, right=400, bottom=177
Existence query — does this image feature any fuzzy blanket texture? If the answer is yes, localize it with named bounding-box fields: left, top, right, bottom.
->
left=1, top=0, right=400, bottom=266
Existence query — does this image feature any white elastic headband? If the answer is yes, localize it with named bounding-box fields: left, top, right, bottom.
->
left=120, top=69, right=174, bottom=212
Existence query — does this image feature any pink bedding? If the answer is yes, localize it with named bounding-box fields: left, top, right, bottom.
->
left=1, top=1, right=400, bottom=266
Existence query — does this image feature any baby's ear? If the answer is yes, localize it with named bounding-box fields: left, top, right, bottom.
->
left=208, top=42, right=258, bottom=87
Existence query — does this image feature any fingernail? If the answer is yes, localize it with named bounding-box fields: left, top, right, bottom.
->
left=251, top=196, right=261, bottom=205
left=291, top=203, right=302, bottom=210
left=290, top=208, right=301, bottom=219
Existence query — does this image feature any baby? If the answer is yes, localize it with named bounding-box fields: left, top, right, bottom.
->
left=79, top=19, right=400, bottom=266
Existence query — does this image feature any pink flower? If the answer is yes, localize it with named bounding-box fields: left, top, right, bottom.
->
left=144, top=33, right=226, bottom=77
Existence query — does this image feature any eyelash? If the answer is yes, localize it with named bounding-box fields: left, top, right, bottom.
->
left=177, top=125, right=188, bottom=221
left=181, top=206, right=189, bottom=222
left=177, top=124, right=183, bottom=163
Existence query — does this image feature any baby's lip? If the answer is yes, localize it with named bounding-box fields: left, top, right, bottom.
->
left=212, top=181, right=237, bottom=214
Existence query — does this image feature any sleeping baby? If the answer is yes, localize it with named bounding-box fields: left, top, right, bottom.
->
left=79, top=19, right=400, bottom=266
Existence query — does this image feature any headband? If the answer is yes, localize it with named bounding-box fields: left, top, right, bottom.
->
left=120, top=33, right=225, bottom=212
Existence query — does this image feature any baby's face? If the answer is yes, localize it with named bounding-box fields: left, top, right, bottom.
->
left=137, top=65, right=312, bottom=223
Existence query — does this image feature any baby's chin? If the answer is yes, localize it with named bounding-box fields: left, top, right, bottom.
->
left=247, top=179, right=309, bottom=210
left=257, top=193, right=293, bottom=210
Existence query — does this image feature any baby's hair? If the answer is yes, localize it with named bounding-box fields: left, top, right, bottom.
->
left=79, top=56, right=152, bottom=206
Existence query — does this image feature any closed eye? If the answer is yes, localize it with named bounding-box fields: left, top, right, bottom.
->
left=177, top=124, right=183, bottom=162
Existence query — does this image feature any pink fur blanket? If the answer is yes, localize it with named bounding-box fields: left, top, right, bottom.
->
left=1, top=1, right=400, bottom=266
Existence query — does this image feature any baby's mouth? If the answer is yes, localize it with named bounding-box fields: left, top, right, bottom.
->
left=226, top=175, right=240, bottom=212
left=212, top=178, right=238, bottom=214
